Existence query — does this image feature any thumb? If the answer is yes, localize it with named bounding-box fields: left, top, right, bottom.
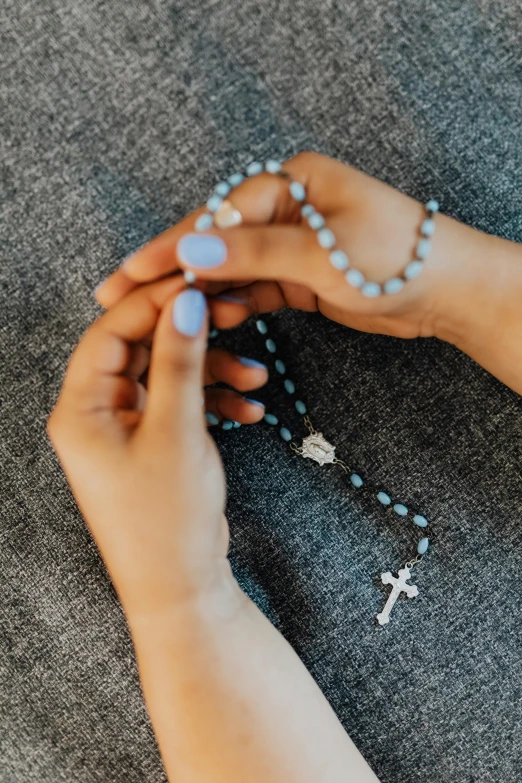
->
left=175, top=223, right=330, bottom=288
left=143, top=287, right=208, bottom=436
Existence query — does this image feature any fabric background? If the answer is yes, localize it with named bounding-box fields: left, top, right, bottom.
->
left=1, top=1, right=522, bottom=781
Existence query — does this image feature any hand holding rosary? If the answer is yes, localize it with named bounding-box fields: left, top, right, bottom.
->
left=177, top=156, right=439, bottom=627
left=96, top=149, right=517, bottom=627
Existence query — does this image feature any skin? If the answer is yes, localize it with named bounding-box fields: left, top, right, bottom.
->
left=49, top=151, right=522, bottom=783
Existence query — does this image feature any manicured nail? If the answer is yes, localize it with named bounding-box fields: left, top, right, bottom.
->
left=177, top=233, right=227, bottom=268
left=243, top=397, right=265, bottom=408
left=173, top=288, right=206, bottom=336
left=215, top=294, right=249, bottom=305
left=238, top=357, right=268, bottom=370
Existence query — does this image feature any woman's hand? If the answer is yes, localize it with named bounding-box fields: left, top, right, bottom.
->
left=95, top=151, right=522, bottom=395
left=47, top=277, right=268, bottom=617
left=47, top=278, right=382, bottom=783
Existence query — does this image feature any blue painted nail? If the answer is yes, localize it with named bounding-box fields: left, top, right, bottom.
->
left=215, top=294, right=249, bottom=305
left=172, top=288, right=206, bottom=336
left=244, top=398, right=265, bottom=408
left=177, top=233, right=227, bottom=269
left=238, top=357, right=268, bottom=370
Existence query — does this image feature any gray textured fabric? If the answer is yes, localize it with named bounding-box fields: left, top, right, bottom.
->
left=1, top=2, right=522, bottom=781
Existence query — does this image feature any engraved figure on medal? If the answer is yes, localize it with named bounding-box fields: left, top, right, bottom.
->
left=300, top=432, right=336, bottom=466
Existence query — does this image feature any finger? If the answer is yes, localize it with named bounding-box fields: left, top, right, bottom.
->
left=62, top=276, right=184, bottom=413
left=205, top=348, right=268, bottom=391
left=94, top=175, right=286, bottom=308
left=94, top=268, right=138, bottom=309
left=94, top=151, right=339, bottom=307
left=131, top=343, right=269, bottom=392
left=143, top=287, right=209, bottom=436
left=176, top=221, right=342, bottom=292
left=204, top=388, right=266, bottom=427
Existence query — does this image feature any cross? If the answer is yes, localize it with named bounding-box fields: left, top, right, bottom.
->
left=376, top=566, right=418, bottom=626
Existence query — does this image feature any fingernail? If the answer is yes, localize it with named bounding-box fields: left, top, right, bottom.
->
left=243, top=397, right=265, bottom=408
left=215, top=294, right=249, bottom=305
left=177, top=233, right=227, bottom=269
left=173, top=288, right=206, bottom=336
left=238, top=357, right=267, bottom=370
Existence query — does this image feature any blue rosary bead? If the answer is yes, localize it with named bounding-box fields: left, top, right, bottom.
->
left=265, top=159, right=281, bottom=174
left=393, top=503, right=408, bottom=516
left=317, top=228, right=336, bottom=248
left=308, top=212, right=325, bottom=229
left=362, top=282, right=381, bottom=298
left=350, top=474, right=363, bottom=488
left=346, top=269, right=365, bottom=288
left=426, top=199, right=439, bottom=213
left=330, top=250, right=349, bottom=271
left=222, top=420, right=234, bottom=430
left=295, top=400, right=307, bottom=414
left=266, top=339, right=277, bottom=353
left=301, top=204, right=315, bottom=218
left=384, top=278, right=404, bottom=295
left=205, top=412, right=219, bottom=426
left=246, top=161, right=263, bottom=176
left=228, top=172, right=244, bottom=186
left=264, top=413, right=278, bottom=425
left=377, top=492, right=392, bottom=505
left=416, top=239, right=431, bottom=260
left=275, top=359, right=286, bottom=374
left=289, top=181, right=306, bottom=201
left=284, top=379, right=295, bottom=394
left=413, top=514, right=428, bottom=528
left=256, top=320, right=268, bottom=334
left=280, top=427, right=292, bottom=442
left=215, top=181, right=231, bottom=197
left=209, top=328, right=219, bottom=339
left=207, top=194, right=223, bottom=213
left=421, top=218, right=435, bottom=237
left=405, top=261, right=423, bottom=280
left=195, top=213, right=213, bottom=231
left=417, top=537, right=429, bottom=555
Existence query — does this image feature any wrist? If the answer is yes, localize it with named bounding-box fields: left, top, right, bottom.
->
left=429, top=217, right=520, bottom=345
left=122, top=556, right=247, bottom=642
left=431, top=218, right=522, bottom=394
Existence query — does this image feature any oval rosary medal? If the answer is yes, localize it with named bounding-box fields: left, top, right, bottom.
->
left=300, top=431, right=336, bottom=466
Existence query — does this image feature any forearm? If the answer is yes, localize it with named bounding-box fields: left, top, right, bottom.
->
left=126, top=567, right=380, bottom=783
left=433, top=216, right=522, bottom=395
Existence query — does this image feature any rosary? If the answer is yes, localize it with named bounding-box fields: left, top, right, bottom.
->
left=184, top=158, right=439, bottom=627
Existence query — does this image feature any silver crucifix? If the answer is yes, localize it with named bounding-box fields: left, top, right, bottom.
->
left=376, top=566, right=418, bottom=626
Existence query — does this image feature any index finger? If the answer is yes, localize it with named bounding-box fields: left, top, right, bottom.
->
left=94, top=152, right=345, bottom=310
